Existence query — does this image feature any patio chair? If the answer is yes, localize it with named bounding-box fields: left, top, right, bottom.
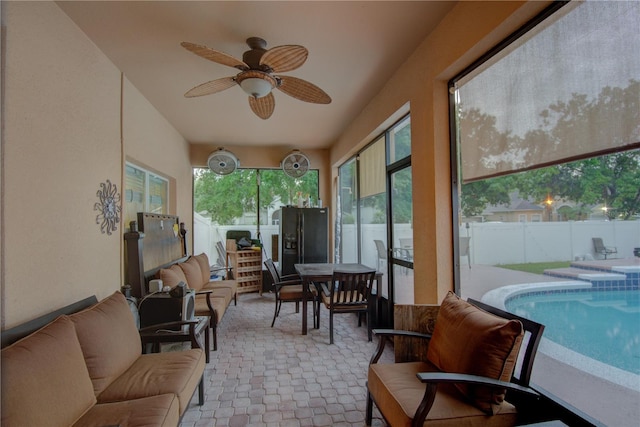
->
left=592, top=237, right=617, bottom=259
left=366, top=292, right=545, bottom=427
left=319, top=269, right=376, bottom=344
left=374, top=239, right=387, bottom=271
left=264, top=259, right=317, bottom=328
left=460, top=236, right=471, bottom=268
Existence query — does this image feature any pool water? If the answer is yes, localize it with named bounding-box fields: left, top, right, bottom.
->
left=506, top=290, right=640, bottom=375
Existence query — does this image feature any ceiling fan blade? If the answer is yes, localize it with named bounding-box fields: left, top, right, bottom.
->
left=181, top=42, right=248, bottom=70
left=249, top=93, right=275, bottom=119
left=278, top=76, right=331, bottom=104
left=184, top=77, right=236, bottom=98
left=260, top=45, right=308, bottom=73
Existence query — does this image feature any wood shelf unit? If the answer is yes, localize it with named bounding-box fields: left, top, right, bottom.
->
left=226, top=239, right=262, bottom=294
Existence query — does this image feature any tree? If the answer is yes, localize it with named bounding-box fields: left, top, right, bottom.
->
left=194, top=168, right=319, bottom=225
left=459, top=80, right=640, bottom=220
left=194, top=169, right=257, bottom=224
left=461, top=177, right=513, bottom=217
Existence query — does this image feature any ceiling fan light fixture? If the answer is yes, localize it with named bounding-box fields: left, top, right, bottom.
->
left=236, top=70, right=277, bottom=99
left=240, top=77, right=272, bottom=98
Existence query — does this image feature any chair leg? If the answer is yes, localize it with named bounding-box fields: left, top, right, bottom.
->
left=329, top=311, right=334, bottom=344
left=312, top=299, right=317, bottom=329
left=316, top=301, right=321, bottom=329
left=271, top=300, right=281, bottom=327
left=365, top=390, right=373, bottom=426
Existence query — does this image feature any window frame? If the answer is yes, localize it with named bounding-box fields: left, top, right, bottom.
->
left=124, top=162, right=170, bottom=231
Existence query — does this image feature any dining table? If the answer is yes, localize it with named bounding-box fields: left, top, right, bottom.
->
left=294, top=263, right=382, bottom=335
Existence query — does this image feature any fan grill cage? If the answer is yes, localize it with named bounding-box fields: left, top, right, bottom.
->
left=281, top=151, right=310, bottom=178
left=207, top=149, right=239, bottom=175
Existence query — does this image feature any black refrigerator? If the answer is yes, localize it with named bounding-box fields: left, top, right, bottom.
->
left=279, top=207, right=329, bottom=276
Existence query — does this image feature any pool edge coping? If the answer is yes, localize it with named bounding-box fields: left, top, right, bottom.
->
left=481, top=281, right=640, bottom=392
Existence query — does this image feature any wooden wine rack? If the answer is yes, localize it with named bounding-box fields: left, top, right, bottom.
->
left=226, top=239, right=262, bottom=294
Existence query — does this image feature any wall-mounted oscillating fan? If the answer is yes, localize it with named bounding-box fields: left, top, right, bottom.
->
left=281, top=150, right=310, bottom=178
left=207, top=148, right=239, bottom=175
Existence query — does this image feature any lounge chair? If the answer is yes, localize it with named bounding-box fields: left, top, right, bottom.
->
left=592, top=237, right=617, bottom=259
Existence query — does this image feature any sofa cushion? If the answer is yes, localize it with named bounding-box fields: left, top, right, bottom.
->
left=426, top=292, right=523, bottom=414
left=180, top=256, right=206, bottom=290
left=202, top=279, right=237, bottom=294
left=74, top=394, right=180, bottom=427
left=69, top=291, right=142, bottom=397
left=1, top=316, right=97, bottom=427
left=158, top=263, right=188, bottom=288
left=97, top=349, right=205, bottom=415
left=193, top=253, right=213, bottom=284
left=368, top=361, right=517, bottom=427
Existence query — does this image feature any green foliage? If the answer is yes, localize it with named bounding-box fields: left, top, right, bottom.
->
left=497, top=261, right=572, bottom=275
left=194, top=168, right=319, bottom=225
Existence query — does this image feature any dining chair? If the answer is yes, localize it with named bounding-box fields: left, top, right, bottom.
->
left=319, top=269, right=376, bottom=344
left=264, top=259, right=317, bottom=328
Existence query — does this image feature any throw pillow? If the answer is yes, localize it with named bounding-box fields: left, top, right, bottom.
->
left=426, top=292, right=523, bottom=414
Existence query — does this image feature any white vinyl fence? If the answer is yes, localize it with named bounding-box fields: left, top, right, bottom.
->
left=461, top=220, right=640, bottom=265
left=194, top=212, right=640, bottom=268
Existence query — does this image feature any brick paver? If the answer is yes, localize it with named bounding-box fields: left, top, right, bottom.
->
left=180, top=292, right=391, bottom=426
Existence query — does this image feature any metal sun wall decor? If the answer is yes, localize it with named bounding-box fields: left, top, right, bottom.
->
left=94, top=179, right=121, bottom=235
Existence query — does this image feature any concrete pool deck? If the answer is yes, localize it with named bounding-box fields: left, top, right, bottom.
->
left=460, top=260, right=640, bottom=427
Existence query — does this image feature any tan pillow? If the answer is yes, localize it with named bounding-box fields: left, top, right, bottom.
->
left=179, top=257, right=205, bottom=290
left=193, top=253, right=212, bottom=285
left=69, top=292, right=142, bottom=397
left=426, top=292, right=523, bottom=414
left=157, top=264, right=188, bottom=288
left=1, top=316, right=96, bottom=426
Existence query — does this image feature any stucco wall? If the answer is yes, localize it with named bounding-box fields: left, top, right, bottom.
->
left=2, top=1, right=122, bottom=328
left=123, top=77, right=192, bottom=235
left=1, top=2, right=193, bottom=328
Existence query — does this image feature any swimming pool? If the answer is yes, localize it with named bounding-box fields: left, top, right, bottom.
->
left=505, top=289, right=640, bottom=375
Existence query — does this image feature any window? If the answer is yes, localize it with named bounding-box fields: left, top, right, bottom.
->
left=450, top=2, right=640, bottom=425
left=193, top=168, right=319, bottom=264
left=124, top=162, right=169, bottom=230
left=337, top=114, right=412, bottom=326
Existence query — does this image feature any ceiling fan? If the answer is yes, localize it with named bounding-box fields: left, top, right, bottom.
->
left=181, top=37, right=331, bottom=119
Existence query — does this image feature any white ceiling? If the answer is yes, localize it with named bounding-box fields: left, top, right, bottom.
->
left=57, top=1, right=455, bottom=149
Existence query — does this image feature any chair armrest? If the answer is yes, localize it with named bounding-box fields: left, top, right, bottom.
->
left=369, top=329, right=432, bottom=364
left=280, top=273, right=301, bottom=281
left=195, top=290, right=216, bottom=317
left=415, top=372, right=540, bottom=398
left=373, top=329, right=432, bottom=340
left=411, top=372, right=540, bottom=426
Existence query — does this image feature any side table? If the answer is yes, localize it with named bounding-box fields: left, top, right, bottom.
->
left=140, top=315, right=210, bottom=363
